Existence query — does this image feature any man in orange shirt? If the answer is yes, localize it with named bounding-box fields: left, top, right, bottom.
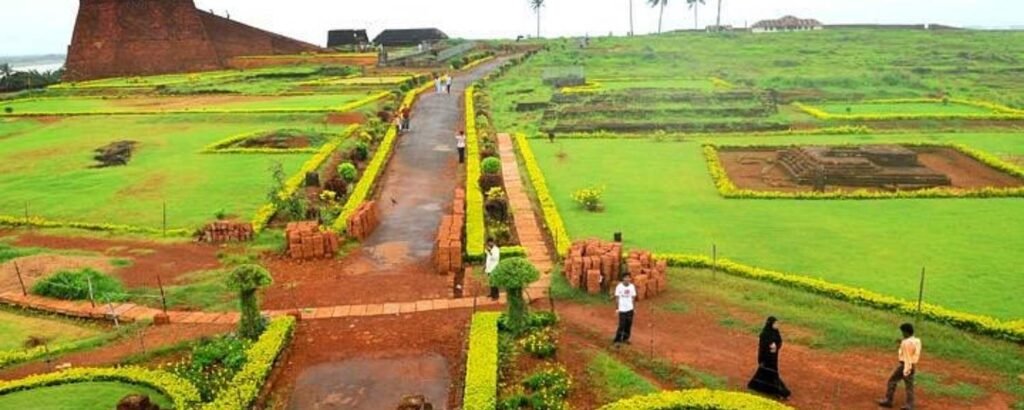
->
left=878, top=323, right=922, bottom=410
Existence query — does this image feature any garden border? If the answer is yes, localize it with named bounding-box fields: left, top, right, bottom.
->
left=793, top=98, right=1024, bottom=121
left=200, top=127, right=356, bottom=155
left=202, top=316, right=295, bottom=409
left=598, top=389, right=793, bottom=410
left=465, top=85, right=487, bottom=257
left=0, top=366, right=202, bottom=409
left=703, top=142, right=1024, bottom=200
left=463, top=312, right=500, bottom=409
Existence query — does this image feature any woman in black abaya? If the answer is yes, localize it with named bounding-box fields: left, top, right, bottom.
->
left=747, top=316, right=791, bottom=400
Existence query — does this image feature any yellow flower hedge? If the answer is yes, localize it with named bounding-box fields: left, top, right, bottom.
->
left=0, top=366, right=202, bottom=409
left=515, top=133, right=570, bottom=256
left=332, top=82, right=434, bottom=233
left=250, top=125, right=358, bottom=233
left=201, top=129, right=355, bottom=155
left=702, top=143, right=1024, bottom=200
left=465, top=85, right=487, bottom=258
left=710, top=77, right=735, bottom=89
left=599, top=389, right=793, bottom=410
left=463, top=312, right=500, bottom=410
left=524, top=126, right=872, bottom=140
left=560, top=81, right=604, bottom=94
left=793, top=99, right=1024, bottom=121
left=461, top=55, right=497, bottom=72
left=0, top=215, right=191, bottom=237
left=658, top=253, right=1024, bottom=343
left=202, top=316, right=295, bottom=410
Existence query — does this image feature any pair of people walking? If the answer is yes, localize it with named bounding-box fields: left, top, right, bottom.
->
left=435, top=74, right=452, bottom=94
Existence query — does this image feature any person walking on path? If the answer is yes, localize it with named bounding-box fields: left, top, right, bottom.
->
left=435, top=76, right=443, bottom=94
left=485, top=240, right=501, bottom=300
left=401, top=107, right=411, bottom=131
left=878, top=323, right=922, bottom=410
left=612, top=274, right=637, bottom=345
left=445, top=74, right=453, bottom=94
left=747, top=316, right=791, bottom=400
left=455, top=130, right=467, bottom=164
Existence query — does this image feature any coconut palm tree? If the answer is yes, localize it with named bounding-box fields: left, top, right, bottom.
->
left=648, top=0, right=668, bottom=34
left=688, top=0, right=706, bottom=30
left=0, top=63, right=11, bottom=84
left=629, top=0, right=635, bottom=36
left=530, top=0, right=545, bottom=38
left=715, top=0, right=723, bottom=30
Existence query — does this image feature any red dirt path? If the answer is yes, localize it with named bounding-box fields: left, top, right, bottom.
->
left=553, top=301, right=1013, bottom=409
left=3, top=231, right=221, bottom=287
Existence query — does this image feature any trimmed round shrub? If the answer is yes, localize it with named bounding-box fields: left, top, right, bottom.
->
left=337, top=162, right=358, bottom=183
left=481, top=157, right=502, bottom=175
left=31, top=268, right=125, bottom=301
left=490, top=258, right=541, bottom=334
left=351, top=142, right=370, bottom=162
left=226, top=264, right=273, bottom=340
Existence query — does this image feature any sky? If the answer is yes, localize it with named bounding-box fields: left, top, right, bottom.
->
left=2, top=0, right=1023, bottom=56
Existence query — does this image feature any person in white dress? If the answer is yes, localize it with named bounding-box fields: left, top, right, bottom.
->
left=485, top=240, right=501, bottom=300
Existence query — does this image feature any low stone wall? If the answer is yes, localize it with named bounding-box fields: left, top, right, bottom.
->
left=346, top=201, right=380, bottom=241
left=434, top=189, right=466, bottom=275
left=564, top=239, right=667, bottom=299
left=197, top=221, right=254, bottom=243
left=286, top=221, right=340, bottom=260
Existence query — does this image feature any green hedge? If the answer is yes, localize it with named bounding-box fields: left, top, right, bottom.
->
left=515, top=133, right=570, bottom=256
left=703, top=142, right=1024, bottom=200
left=201, top=315, right=295, bottom=409
left=599, top=389, right=793, bottom=410
left=659, top=254, right=1024, bottom=343
left=0, top=367, right=201, bottom=409
left=465, top=85, right=487, bottom=258
left=0, top=215, right=191, bottom=237
left=793, top=98, right=1024, bottom=121
left=463, top=312, right=500, bottom=409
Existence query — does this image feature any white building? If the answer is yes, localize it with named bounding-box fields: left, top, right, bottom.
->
left=752, top=16, right=824, bottom=33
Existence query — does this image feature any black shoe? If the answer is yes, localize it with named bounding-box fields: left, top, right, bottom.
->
left=876, top=400, right=893, bottom=408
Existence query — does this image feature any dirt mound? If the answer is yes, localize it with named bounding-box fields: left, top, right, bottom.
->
left=93, top=140, right=137, bottom=168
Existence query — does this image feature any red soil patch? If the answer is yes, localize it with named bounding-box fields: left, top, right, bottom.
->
left=718, top=146, right=1023, bottom=193
left=260, top=309, right=475, bottom=409
left=326, top=111, right=367, bottom=125
left=553, top=301, right=1013, bottom=409
left=260, top=250, right=454, bottom=309
left=4, top=232, right=221, bottom=288
left=0, top=254, right=114, bottom=294
left=0, top=323, right=232, bottom=381
left=110, top=95, right=275, bottom=111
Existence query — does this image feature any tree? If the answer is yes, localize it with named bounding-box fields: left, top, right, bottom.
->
left=715, top=0, right=723, bottom=30
left=226, top=264, right=273, bottom=340
left=629, top=0, right=635, bottom=36
left=0, top=64, right=11, bottom=82
left=687, top=0, right=706, bottom=30
left=648, top=0, right=668, bottom=34
left=489, top=257, right=540, bottom=334
left=530, top=0, right=545, bottom=38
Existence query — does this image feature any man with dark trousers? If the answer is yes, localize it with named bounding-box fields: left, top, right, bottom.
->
left=878, top=323, right=922, bottom=410
left=612, top=274, right=637, bottom=345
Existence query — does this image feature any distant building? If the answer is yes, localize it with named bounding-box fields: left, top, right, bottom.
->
left=327, top=29, right=369, bottom=50
left=373, top=28, right=448, bottom=47
left=752, top=16, right=824, bottom=33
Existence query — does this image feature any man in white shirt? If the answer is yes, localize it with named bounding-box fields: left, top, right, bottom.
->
left=485, top=240, right=500, bottom=300
left=612, top=274, right=637, bottom=345
left=878, top=323, right=922, bottom=410
left=455, top=130, right=467, bottom=164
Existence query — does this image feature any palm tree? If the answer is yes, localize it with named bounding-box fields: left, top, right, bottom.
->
left=530, top=0, right=545, bottom=38
left=0, top=63, right=11, bottom=83
left=688, top=0, right=706, bottom=30
left=715, top=0, right=723, bottom=30
left=629, top=0, right=635, bottom=36
left=648, top=0, right=668, bottom=34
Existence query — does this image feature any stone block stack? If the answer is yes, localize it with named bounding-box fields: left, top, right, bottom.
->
left=623, top=250, right=669, bottom=300
left=346, top=201, right=380, bottom=241
left=197, top=221, right=254, bottom=243
left=564, top=239, right=623, bottom=294
left=286, top=221, right=340, bottom=260
left=434, top=189, right=466, bottom=275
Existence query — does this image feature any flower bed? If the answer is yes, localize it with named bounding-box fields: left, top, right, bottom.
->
left=202, top=315, right=296, bottom=409
left=0, top=367, right=201, bottom=409
left=793, top=98, right=1024, bottom=121
left=702, top=142, right=1024, bottom=200
left=465, top=85, right=487, bottom=258
left=201, top=128, right=356, bottom=155
left=599, top=389, right=793, bottom=410
left=463, top=312, right=500, bottom=409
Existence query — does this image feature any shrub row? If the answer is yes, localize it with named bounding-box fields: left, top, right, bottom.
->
left=0, top=215, right=191, bottom=237
left=202, top=316, right=296, bottom=410
left=0, top=366, right=202, bottom=409
left=201, top=129, right=334, bottom=155
left=709, top=77, right=735, bottom=89
left=599, top=389, right=793, bottom=410
left=702, top=143, right=1024, bottom=200
left=465, top=85, right=487, bottom=258
left=463, top=312, right=500, bottom=410
left=514, top=133, right=570, bottom=256
left=458, top=54, right=496, bottom=72
left=332, top=82, right=435, bottom=233
left=793, top=101, right=1024, bottom=121
left=250, top=125, right=359, bottom=233
left=658, top=253, right=1024, bottom=343
left=559, top=81, right=603, bottom=94
left=526, top=126, right=872, bottom=140
left=862, top=98, right=1024, bottom=115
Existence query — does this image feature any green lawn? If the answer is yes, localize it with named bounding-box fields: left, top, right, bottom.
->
left=528, top=133, right=1024, bottom=319
left=0, top=310, right=103, bottom=351
left=817, top=102, right=995, bottom=115
left=1, top=93, right=373, bottom=115
left=0, top=382, right=174, bottom=410
left=0, top=115, right=347, bottom=229
left=587, top=350, right=660, bottom=403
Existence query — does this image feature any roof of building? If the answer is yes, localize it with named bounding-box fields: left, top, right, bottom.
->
left=752, top=15, right=823, bottom=29
left=327, top=29, right=369, bottom=47
left=372, top=28, right=449, bottom=46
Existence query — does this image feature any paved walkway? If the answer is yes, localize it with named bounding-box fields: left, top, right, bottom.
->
left=497, top=133, right=554, bottom=297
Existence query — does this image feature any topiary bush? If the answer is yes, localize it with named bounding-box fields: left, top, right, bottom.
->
left=490, top=258, right=541, bottom=334
left=482, top=157, right=502, bottom=175
left=226, top=264, right=273, bottom=340
left=31, top=268, right=125, bottom=301
left=337, top=162, right=358, bottom=183
left=351, top=142, right=370, bottom=162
